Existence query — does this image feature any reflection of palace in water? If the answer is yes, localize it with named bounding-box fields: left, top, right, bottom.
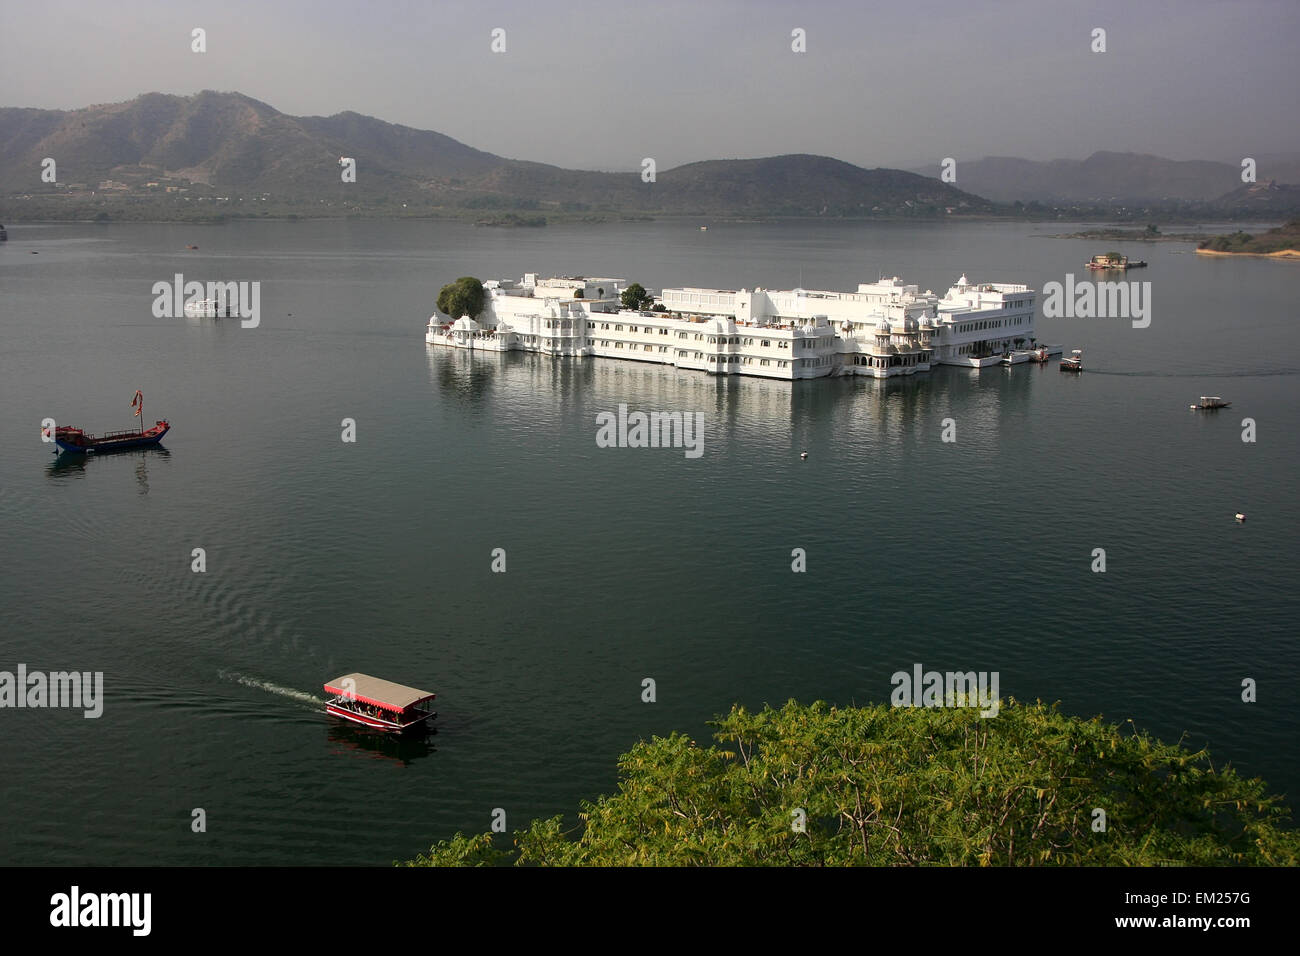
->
left=428, top=273, right=1048, bottom=380
left=426, top=325, right=1040, bottom=447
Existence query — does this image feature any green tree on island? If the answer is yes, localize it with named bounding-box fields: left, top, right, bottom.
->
left=401, top=700, right=1300, bottom=867
left=436, top=276, right=486, bottom=320
left=620, top=282, right=652, bottom=311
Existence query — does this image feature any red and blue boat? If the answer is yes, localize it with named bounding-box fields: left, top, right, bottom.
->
left=44, top=390, right=170, bottom=454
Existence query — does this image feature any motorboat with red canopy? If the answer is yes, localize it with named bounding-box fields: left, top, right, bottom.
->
left=324, top=673, right=437, bottom=732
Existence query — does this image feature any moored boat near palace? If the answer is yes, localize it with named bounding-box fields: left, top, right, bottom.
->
left=323, top=673, right=437, bottom=733
left=1001, top=345, right=1057, bottom=366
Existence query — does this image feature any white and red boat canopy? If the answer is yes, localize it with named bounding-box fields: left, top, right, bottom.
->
left=324, top=673, right=436, bottom=712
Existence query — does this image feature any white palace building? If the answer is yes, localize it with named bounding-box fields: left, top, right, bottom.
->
left=426, top=272, right=1053, bottom=380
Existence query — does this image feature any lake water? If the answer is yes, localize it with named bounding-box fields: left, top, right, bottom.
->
left=1, top=218, right=1296, bottom=865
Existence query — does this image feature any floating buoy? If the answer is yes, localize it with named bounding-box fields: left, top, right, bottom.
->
left=1235, top=513, right=1246, bottom=522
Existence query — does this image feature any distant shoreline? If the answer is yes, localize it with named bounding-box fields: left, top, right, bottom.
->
left=1040, top=231, right=1210, bottom=242
left=2, top=215, right=1292, bottom=233
left=1194, top=247, right=1300, bottom=259
left=0, top=212, right=1035, bottom=228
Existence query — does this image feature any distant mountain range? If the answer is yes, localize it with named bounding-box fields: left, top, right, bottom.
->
left=0, top=91, right=991, bottom=218
left=909, top=151, right=1300, bottom=203
left=2, top=92, right=1296, bottom=221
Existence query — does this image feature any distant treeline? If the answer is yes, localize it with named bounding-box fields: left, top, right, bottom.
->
left=5, top=196, right=1299, bottom=227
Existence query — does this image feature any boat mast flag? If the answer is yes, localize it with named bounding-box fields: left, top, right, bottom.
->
left=130, top=390, right=143, bottom=433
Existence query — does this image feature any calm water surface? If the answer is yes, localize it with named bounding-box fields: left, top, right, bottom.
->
left=1, top=219, right=1296, bottom=864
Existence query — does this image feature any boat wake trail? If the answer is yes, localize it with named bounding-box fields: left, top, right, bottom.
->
left=218, top=670, right=320, bottom=707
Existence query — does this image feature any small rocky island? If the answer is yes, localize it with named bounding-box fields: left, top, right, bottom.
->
left=1044, top=224, right=1209, bottom=242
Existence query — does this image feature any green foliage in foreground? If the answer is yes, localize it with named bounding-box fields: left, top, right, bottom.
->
left=402, top=700, right=1300, bottom=867
left=436, top=276, right=486, bottom=320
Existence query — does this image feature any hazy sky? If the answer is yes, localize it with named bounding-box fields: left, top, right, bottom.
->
left=2, top=0, right=1297, bottom=171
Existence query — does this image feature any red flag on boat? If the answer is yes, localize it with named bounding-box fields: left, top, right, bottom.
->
left=130, top=390, right=143, bottom=417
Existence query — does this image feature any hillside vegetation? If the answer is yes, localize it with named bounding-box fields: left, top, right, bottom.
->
left=1198, top=219, right=1300, bottom=254
left=0, top=91, right=990, bottom=221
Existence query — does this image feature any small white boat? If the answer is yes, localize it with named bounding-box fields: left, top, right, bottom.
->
left=1000, top=348, right=1051, bottom=365
left=1060, top=349, right=1083, bottom=372
left=1191, top=396, right=1231, bottom=410
left=183, top=298, right=231, bottom=318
